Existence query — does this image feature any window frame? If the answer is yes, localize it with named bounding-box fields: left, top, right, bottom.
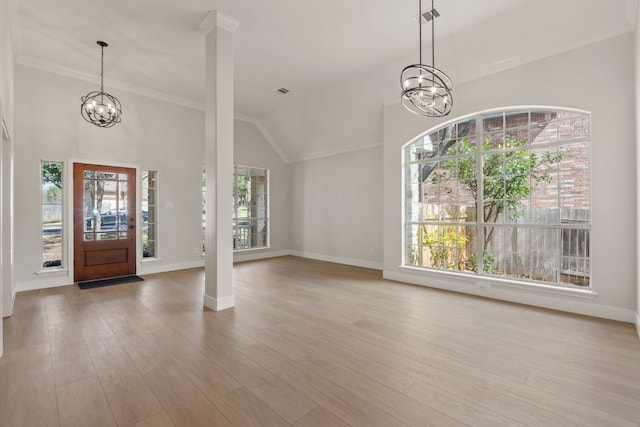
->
left=141, top=170, right=158, bottom=260
left=202, top=161, right=206, bottom=255
left=41, top=160, right=64, bottom=270
left=402, top=106, right=592, bottom=289
left=233, top=165, right=270, bottom=252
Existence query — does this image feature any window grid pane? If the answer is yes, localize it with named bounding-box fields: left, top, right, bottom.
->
left=404, top=109, right=591, bottom=288
left=83, top=172, right=128, bottom=240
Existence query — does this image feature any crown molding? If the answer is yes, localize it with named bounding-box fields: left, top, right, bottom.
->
left=384, top=25, right=636, bottom=110
left=233, top=113, right=255, bottom=123
left=1, top=117, right=9, bottom=141
left=200, top=11, right=239, bottom=34
left=289, top=137, right=383, bottom=163
left=7, top=0, right=21, bottom=60
left=15, top=56, right=293, bottom=163
left=17, top=56, right=206, bottom=111
left=235, top=113, right=290, bottom=163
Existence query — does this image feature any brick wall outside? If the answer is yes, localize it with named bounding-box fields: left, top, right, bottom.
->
left=422, top=111, right=590, bottom=218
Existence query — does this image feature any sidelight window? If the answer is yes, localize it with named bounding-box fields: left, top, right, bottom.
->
left=142, top=170, right=157, bottom=258
left=41, top=161, right=63, bottom=268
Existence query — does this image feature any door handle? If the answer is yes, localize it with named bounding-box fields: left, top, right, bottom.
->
left=129, top=225, right=135, bottom=230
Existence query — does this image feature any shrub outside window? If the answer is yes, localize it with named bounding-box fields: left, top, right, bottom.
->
left=403, top=108, right=591, bottom=288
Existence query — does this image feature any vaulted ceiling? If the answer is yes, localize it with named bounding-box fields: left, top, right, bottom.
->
left=8, top=0, right=637, bottom=161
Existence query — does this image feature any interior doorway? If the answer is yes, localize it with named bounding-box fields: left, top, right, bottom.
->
left=73, top=163, right=136, bottom=282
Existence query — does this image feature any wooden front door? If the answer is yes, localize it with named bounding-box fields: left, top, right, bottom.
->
left=74, top=163, right=136, bottom=282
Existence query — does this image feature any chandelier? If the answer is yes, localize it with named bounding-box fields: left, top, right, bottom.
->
left=81, top=41, right=122, bottom=128
left=400, top=0, right=453, bottom=117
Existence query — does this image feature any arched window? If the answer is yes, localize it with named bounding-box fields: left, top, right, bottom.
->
left=403, top=107, right=591, bottom=288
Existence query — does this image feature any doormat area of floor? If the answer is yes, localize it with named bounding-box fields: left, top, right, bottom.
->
left=77, top=275, right=144, bottom=290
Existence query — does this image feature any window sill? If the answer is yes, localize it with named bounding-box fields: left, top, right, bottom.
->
left=399, top=265, right=597, bottom=299
left=233, top=246, right=270, bottom=253
left=35, top=268, right=68, bottom=276
left=140, top=257, right=162, bottom=264
left=487, top=277, right=597, bottom=299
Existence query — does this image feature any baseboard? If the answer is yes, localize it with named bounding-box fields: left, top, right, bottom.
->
left=138, top=259, right=205, bottom=275
left=17, top=276, right=72, bottom=292
left=291, top=250, right=383, bottom=270
left=384, top=270, right=636, bottom=323
left=203, top=293, right=235, bottom=311
left=635, top=311, right=640, bottom=340
left=7, top=290, right=15, bottom=317
left=17, top=260, right=206, bottom=291
left=233, top=249, right=291, bottom=263
left=2, top=288, right=16, bottom=318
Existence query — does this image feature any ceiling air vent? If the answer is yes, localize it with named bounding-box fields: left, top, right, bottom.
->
left=422, top=7, right=440, bottom=23
left=277, top=88, right=290, bottom=94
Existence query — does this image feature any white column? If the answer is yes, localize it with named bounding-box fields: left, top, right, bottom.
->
left=200, top=11, right=237, bottom=311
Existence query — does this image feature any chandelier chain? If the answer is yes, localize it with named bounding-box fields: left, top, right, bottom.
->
left=431, top=0, right=435, bottom=69
left=419, top=0, right=422, bottom=65
left=100, top=44, right=105, bottom=94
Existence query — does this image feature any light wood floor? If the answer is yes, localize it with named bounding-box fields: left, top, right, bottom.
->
left=1, top=256, right=640, bottom=426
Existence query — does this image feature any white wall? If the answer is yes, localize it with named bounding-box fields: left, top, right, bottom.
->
left=384, top=33, right=637, bottom=322
left=12, top=64, right=292, bottom=290
left=290, top=146, right=383, bottom=269
left=0, top=0, right=15, bottom=357
left=0, top=0, right=12, bottom=127
left=233, top=119, right=290, bottom=262
left=635, top=1, right=640, bottom=336
left=14, top=65, right=206, bottom=288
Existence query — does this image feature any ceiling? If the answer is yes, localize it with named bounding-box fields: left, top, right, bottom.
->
left=8, top=0, right=637, bottom=161
left=9, top=0, right=533, bottom=118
